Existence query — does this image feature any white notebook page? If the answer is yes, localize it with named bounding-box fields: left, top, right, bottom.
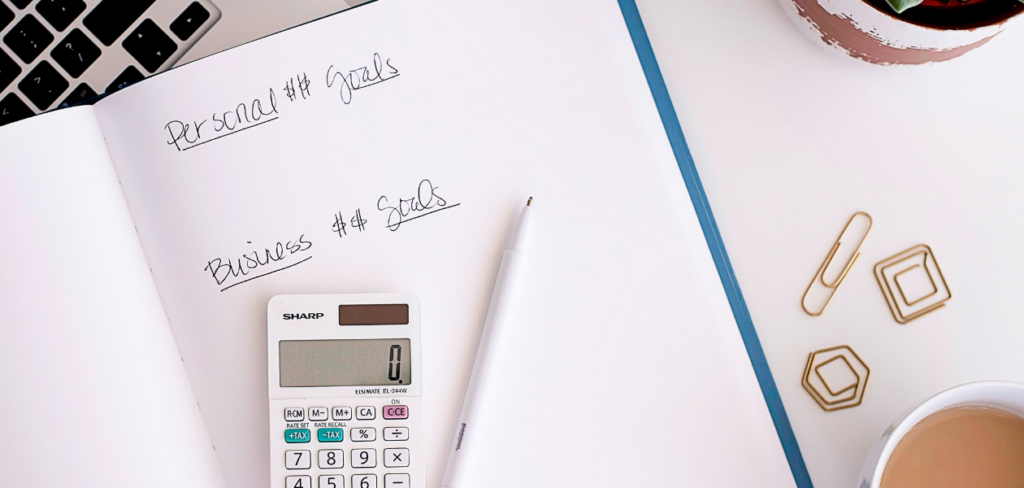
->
left=0, top=108, right=224, bottom=488
left=93, top=0, right=795, bottom=486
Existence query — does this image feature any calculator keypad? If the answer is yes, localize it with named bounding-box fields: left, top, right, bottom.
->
left=273, top=399, right=419, bottom=488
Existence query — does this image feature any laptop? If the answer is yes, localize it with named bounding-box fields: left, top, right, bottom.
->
left=0, top=0, right=358, bottom=127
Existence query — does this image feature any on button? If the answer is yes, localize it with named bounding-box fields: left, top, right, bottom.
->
left=383, top=405, right=408, bottom=420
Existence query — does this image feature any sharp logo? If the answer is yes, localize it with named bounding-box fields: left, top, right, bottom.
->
left=283, top=312, right=325, bottom=320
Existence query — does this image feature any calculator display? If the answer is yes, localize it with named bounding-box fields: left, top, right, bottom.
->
left=279, top=339, right=412, bottom=387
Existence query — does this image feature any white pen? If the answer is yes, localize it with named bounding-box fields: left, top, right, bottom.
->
left=442, top=197, right=533, bottom=488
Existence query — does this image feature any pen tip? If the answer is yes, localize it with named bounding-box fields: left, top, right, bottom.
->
left=527, top=197, right=533, bottom=206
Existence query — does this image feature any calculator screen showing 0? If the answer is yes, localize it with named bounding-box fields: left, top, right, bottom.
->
left=279, top=339, right=412, bottom=387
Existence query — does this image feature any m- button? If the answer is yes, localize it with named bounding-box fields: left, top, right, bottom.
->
left=382, top=405, right=408, bottom=420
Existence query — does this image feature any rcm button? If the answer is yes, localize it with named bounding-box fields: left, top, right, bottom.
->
left=383, top=405, right=408, bottom=420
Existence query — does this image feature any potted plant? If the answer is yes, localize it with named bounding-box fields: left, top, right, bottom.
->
left=777, top=0, right=1024, bottom=64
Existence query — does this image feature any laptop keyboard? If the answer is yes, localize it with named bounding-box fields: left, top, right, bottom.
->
left=0, top=0, right=220, bottom=127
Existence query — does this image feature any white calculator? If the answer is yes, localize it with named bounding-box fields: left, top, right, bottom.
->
left=268, top=294, right=423, bottom=488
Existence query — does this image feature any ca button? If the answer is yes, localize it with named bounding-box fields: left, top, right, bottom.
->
left=356, top=406, right=376, bottom=420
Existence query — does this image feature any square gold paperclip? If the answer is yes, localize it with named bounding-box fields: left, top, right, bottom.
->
left=802, top=212, right=872, bottom=316
left=874, top=244, right=951, bottom=324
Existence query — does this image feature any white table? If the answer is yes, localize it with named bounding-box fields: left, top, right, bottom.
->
left=636, top=1, right=1024, bottom=487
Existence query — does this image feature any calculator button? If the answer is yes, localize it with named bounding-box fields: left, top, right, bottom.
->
left=351, top=448, right=376, bottom=468
left=383, top=427, right=409, bottom=441
left=318, top=428, right=344, bottom=443
left=350, top=427, right=376, bottom=442
left=383, top=474, right=410, bottom=488
left=169, top=2, right=210, bottom=41
left=383, top=448, right=409, bottom=468
left=319, top=475, right=344, bottom=488
left=309, top=407, right=329, bottom=421
left=355, top=406, right=375, bottom=420
left=285, top=408, right=305, bottom=421
left=332, top=406, right=352, bottom=421
left=352, top=474, right=376, bottom=488
left=285, top=450, right=311, bottom=469
left=382, top=405, right=407, bottom=420
left=285, top=429, right=311, bottom=443
left=318, top=449, right=344, bottom=469
left=286, top=475, right=312, bottom=488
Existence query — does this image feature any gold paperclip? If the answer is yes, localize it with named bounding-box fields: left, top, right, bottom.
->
left=801, top=212, right=872, bottom=316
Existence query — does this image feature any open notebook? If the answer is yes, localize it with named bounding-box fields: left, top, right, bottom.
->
left=0, top=0, right=803, bottom=487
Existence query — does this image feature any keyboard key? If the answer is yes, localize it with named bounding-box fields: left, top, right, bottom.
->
left=122, top=19, right=176, bottom=73
left=318, top=449, right=344, bottom=469
left=382, top=405, right=408, bottom=420
left=285, top=450, right=311, bottom=470
left=0, top=49, right=20, bottom=91
left=105, top=65, right=143, bottom=93
left=4, top=15, right=55, bottom=63
left=352, top=475, right=376, bottom=488
left=319, top=475, right=344, bottom=488
left=383, top=473, right=410, bottom=488
left=355, top=406, right=375, bottom=420
left=0, top=93, right=32, bottom=127
left=59, top=82, right=96, bottom=107
left=83, top=0, right=156, bottom=46
left=51, top=29, right=100, bottom=78
left=351, top=449, right=376, bottom=468
left=383, top=427, right=409, bottom=441
left=285, top=428, right=311, bottom=444
left=19, top=61, right=68, bottom=110
left=285, top=475, right=312, bottom=488
left=350, top=427, right=375, bottom=442
left=0, top=3, right=14, bottom=31
left=10, top=0, right=31, bottom=10
left=170, top=2, right=209, bottom=41
left=383, top=448, right=409, bottom=468
left=308, top=407, right=328, bottom=422
left=36, top=0, right=86, bottom=32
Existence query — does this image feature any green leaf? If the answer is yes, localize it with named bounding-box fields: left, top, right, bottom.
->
left=884, top=0, right=925, bottom=13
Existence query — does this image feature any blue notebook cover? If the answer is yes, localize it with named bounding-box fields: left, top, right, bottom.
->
left=615, top=2, right=813, bottom=487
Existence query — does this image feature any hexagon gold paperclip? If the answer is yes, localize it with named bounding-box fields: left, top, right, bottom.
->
left=801, top=212, right=872, bottom=316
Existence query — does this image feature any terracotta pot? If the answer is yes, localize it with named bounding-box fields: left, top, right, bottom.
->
left=777, top=0, right=1024, bottom=64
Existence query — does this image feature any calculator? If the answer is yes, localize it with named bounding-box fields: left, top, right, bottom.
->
left=268, top=294, right=423, bottom=488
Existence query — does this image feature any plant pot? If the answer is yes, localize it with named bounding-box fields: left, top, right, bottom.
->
left=777, top=0, right=1024, bottom=64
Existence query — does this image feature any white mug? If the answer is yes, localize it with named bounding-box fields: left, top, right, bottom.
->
left=857, top=381, right=1024, bottom=488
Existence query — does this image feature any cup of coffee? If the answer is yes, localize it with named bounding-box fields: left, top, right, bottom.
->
left=858, top=381, right=1024, bottom=488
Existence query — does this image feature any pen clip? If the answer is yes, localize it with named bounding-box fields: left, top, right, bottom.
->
left=801, top=212, right=872, bottom=316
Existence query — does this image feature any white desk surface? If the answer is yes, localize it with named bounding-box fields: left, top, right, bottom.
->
left=636, top=1, right=1024, bottom=487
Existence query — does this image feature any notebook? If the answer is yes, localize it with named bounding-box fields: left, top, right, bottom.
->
left=0, top=0, right=803, bottom=486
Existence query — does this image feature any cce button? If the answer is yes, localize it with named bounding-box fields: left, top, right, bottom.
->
left=285, top=429, right=310, bottom=443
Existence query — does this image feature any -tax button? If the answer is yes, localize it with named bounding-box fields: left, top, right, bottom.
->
left=318, top=428, right=344, bottom=442
left=285, top=429, right=310, bottom=443
left=382, top=405, right=408, bottom=420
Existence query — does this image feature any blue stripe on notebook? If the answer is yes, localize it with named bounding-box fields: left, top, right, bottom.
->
left=615, top=2, right=814, bottom=487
